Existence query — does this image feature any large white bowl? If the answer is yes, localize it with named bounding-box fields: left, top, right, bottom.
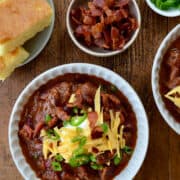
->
left=19, top=0, right=55, bottom=66
left=66, top=0, right=141, bottom=57
left=146, top=0, right=180, bottom=17
left=9, top=63, right=149, bottom=180
left=152, top=24, right=180, bottom=135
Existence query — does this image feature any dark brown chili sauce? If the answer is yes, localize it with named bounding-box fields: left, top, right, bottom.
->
left=159, top=37, right=180, bottom=123
left=19, top=73, right=137, bottom=180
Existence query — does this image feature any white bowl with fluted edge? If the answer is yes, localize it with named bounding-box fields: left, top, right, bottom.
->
left=66, top=0, right=141, bottom=57
left=19, top=0, right=55, bottom=67
left=146, top=0, right=180, bottom=17
left=152, top=24, right=180, bottom=134
left=9, top=63, right=149, bottom=180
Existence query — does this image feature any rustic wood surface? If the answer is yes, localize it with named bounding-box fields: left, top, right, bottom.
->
left=0, top=0, right=179, bottom=179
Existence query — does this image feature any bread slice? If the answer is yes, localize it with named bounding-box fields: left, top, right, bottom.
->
left=0, top=47, right=29, bottom=80
left=0, top=0, right=53, bottom=56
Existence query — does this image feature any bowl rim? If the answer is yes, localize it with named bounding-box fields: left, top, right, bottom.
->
left=9, top=63, right=149, bottom=180
left=145, top=0, right=180, bottom=17
left=151, top=24, right=180, bottom=135
left=19, top=0, right=55, bottom=67
left=66, top=0, right=141, bottom=57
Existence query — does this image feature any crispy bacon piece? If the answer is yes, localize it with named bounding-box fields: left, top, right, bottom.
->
left=71, top=0, right=138, bottom=50
left=88, top=112, right=98, bottom=129
left=114, top=0, right=129, bottom=7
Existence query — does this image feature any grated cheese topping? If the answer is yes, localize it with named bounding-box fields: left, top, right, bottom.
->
left=41, top=86, right=126, bottom=162
left=165, top=85, right=180, bottom=108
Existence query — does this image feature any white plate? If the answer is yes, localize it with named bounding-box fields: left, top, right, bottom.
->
left=152, top=24, right=180, bottom=134
left=9, top=63, right=149, bottom=180
left=146, top=0, right=180, bottom=17
left=19, top=0, right=55, bottom=67
left=66, top=0, right=141, bottom=57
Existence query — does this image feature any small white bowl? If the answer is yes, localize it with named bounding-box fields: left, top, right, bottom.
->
left=66, top=0, right=141, bottom=57
left=9, top=63, right=149, bottom=180
left=146, top=0, right=180, bottom=17
left=152, top=24, right=180, bottom=134
left=19, top=0, right=55, bottom=67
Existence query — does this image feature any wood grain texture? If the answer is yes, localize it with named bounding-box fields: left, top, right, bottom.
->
left=0, top=0, right=179, bottom=179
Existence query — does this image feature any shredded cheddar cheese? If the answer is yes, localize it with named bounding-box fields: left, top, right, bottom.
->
left=41, top=87, right=126, bottom=162
left=165, top=85, right=180, bottom=108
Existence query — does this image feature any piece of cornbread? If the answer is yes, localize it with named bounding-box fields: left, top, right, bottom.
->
left=0, top=47, right=29, bottom=80
left=0, top=0, right=53, bottom=56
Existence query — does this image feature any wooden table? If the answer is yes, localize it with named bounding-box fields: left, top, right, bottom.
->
left=0, top=1, right=179, bottom=179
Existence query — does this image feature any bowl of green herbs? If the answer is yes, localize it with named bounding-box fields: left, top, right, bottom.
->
left=146, top=0, right=180, bottom=17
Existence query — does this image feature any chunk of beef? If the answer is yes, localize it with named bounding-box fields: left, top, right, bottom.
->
left=170, top=67, right=180, bottom=81
left=101, top=93, right=120, bottom=107
left=41, top=82, right=72, bottom=106
left=47, top=117, right=59, bottom=128
left=61, top=172, right=79, bottom=180
left=91, top=126, right=103, bottom=139
left=80, top=82, right=97, bottom=105
left=42, top=170, right=59, bottom=180
left=33, top=121, right=45, bottom=137
left=100, top=167, right=108, bottom=180
left=19, top=124, right=33, bottom=141
left=56, top=107, right=70, bottom=121
left=74, top=167, right=88, bottom=180
left=167, top=49, right=180, bottom=68
left=167, top=77, right=180, bottom=89
left=96, top=151, right=115, bottom=165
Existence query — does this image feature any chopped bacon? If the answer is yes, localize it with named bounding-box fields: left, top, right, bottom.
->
left=70, top=0, right=138, bottom=51
left=88, top=2, right=103, bottom=17
left=88, top=112, right=98, bottom=129
left=91, top=22, right=104, bottom=39
left=114, top=0, right=130, bottom=7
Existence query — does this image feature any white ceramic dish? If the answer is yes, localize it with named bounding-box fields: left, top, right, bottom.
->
left=19, top=0, right=55, bottom=67
left=66, top=0, right=141, bottom=57
left=146, top=0, right=180, bottom=17
left=152, top=24, right=180, bottom=135
left=9, top=63, right=149, bottom=180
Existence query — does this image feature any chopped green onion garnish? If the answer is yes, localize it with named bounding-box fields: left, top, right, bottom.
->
left=101, top=123, right=109, bottom=134
left=63, top=120, right=70, bottom=127
left=122, top=146, right=133, bottom=155
left=55, top=154, right=63, bottom=162
left=45, top=114, right=52, bottom=124
left=69, top=155, right=90, bottom=167
left=70, top=113, right=87, bottom=126
left=51, top=161, right=62, bottom=171
left=113, top=155, right=122, bottom=165
left=46, top=129, right=60, bottom=141
left=72, top=136, right=87, bottom=147
left=90, top=163, right=103, bottom=170
left=151, top=0, right=180, bottom=10
left=76, top=127, right=83, bottom=134
left=89, top=154, right=96, bottom=162
left=72, top=147, right=85, bottom=157
left=73, top=107, right=79, bottom=114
